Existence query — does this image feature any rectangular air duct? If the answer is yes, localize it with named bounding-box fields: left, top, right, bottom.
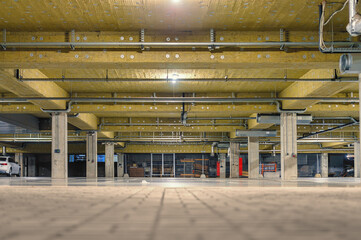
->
left=217, top=143, right=230, bottom=149
left=235, top=130, right=277, bottom=137
left=257, top=114, right=312, bottom=125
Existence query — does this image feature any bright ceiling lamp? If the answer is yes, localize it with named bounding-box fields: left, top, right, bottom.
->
left=172, top=0, right=181, bottom=3
left=172, top=74, right=179, bottom=84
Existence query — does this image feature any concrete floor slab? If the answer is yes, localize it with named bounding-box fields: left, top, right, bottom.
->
left=1, top=178, right=361, bottom=240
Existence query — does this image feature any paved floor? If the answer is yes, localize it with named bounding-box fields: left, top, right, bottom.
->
left=1, top=178, right=361, bottom=240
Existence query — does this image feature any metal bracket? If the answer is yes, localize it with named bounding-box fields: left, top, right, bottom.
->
left=280, top=28, right=285, bottom=42
left=15, top=69, right=22, bottom=80
left=1, top=29, right=6, bottom=50
left=140, top=28, right=145, bottom=51
left=70, top=29, right=75, bottom=50
left=333, top=69, right=338, bottom=80
left=279, top=28, right=289, bottom=51
left=208, top=28, right=215, bottom=51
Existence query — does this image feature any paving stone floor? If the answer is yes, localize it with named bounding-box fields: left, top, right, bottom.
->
left=1, top=177, right=361, bottom=240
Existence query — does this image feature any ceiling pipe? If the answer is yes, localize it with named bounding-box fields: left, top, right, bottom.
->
left=40, top=101, right=72, bottom=113
left=17, top=77, right=358, bottom=83
left=298, top=120, right=359, bottom=140
left=0, top=97, right=358, bottom=103
left=276, top=101, right=307, bottom=113
left=1, top=41, right=359, bottom=50
left=313, top=116, right=357, bottom=120
left=100, top=123, right=243, bottom=127
left=187, top=117, right=256, bottom=120
left=103, top=122, right=354, bottom=127
left=319, top=1, right=361, bottom=53
left=240, top=148, right=353, bottom=153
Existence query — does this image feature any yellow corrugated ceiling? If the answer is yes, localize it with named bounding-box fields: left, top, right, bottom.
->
left=0, top=0, right=351, bottom=32
left=39, top=68, right=309, bottom=93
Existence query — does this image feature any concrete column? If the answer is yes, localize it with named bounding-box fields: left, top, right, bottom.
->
left=280, top=112, right=298, bottom=180
left=229, top=142, right=240, bottom=178
left=51, top=112, right=68, bottom=179
left=357, top=74, right=361, bottom=177
left=14, top=153, right=24, bottom=177
left=354, top=142, right=360, bottom=178
left=117, top=153, right=125, bottom=177
left=27, top=156, right=36, bottom=177
left=321, top=153, right=329, bottom=178
left=86, top=131, right=97, bottom=178
left=219, top=153, right=226, bottom=179
left=105, top=142, right=115, bottom=178
left=248, top=137, right=260, bottom=179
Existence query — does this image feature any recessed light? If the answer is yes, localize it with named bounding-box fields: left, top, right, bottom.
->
left=172, top=74, right=179, bottom=84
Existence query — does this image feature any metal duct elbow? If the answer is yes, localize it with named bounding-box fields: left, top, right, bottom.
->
left=347, top=0, right=361, bottom=36
left=340, top=53, right=361, bottom=73
left=211, top=142, right=217, bottom=157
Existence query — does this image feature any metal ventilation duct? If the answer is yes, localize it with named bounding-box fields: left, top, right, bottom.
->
left=217, top=143, right=230, bottom=149
left=340, top=53, right=361, bottom=74
left=235, top=130, right=277, bottom=137
left=256, top=114, right=312, bottom=125
left=347, top=0, right=361, bottom=36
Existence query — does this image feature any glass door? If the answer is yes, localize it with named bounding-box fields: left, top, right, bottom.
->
left=151, top=153, right=175, bottom=177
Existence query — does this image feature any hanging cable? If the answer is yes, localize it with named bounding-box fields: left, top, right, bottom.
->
left=324, top=0, right=349, bottom=26
left=319, top=1, right=329, bottom=51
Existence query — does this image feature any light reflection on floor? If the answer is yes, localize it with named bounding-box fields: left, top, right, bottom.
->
left=1, top=177, right=361, bottom=240
left=0, top=177, right=361, bottom=187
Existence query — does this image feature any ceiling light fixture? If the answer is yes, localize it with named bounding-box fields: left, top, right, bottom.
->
left=172, top=74, right=179, bottom=84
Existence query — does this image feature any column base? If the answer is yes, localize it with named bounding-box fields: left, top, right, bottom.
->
left=200, top=174, right=206, bottom=179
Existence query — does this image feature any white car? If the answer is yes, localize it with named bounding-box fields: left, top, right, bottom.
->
left=0, top=156, right=21, bottom=176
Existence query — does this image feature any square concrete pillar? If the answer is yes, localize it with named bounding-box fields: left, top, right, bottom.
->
left=51, top=112, right=68, bottom=179
left=105, top=142, right=115, bottom=178
left=280, top=112, right=298, bottom=180
left=248, top=137, right=260, bottom=179
left=229, top=142, right=240, bottom=178
left=86, top=131, right=97, bottom=178
left=355, top=74, right=361, bottom=177
left=27, top=156, right=36, bottom=177
left=354, top=142, right=360, bottom=178
left=15, top=153, right=23, bottom=177
left=117, top=153, right=125, bottom=177
left=218, top=153, right=226, bottom=179
left=321, top=153, right=329, bottom=178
